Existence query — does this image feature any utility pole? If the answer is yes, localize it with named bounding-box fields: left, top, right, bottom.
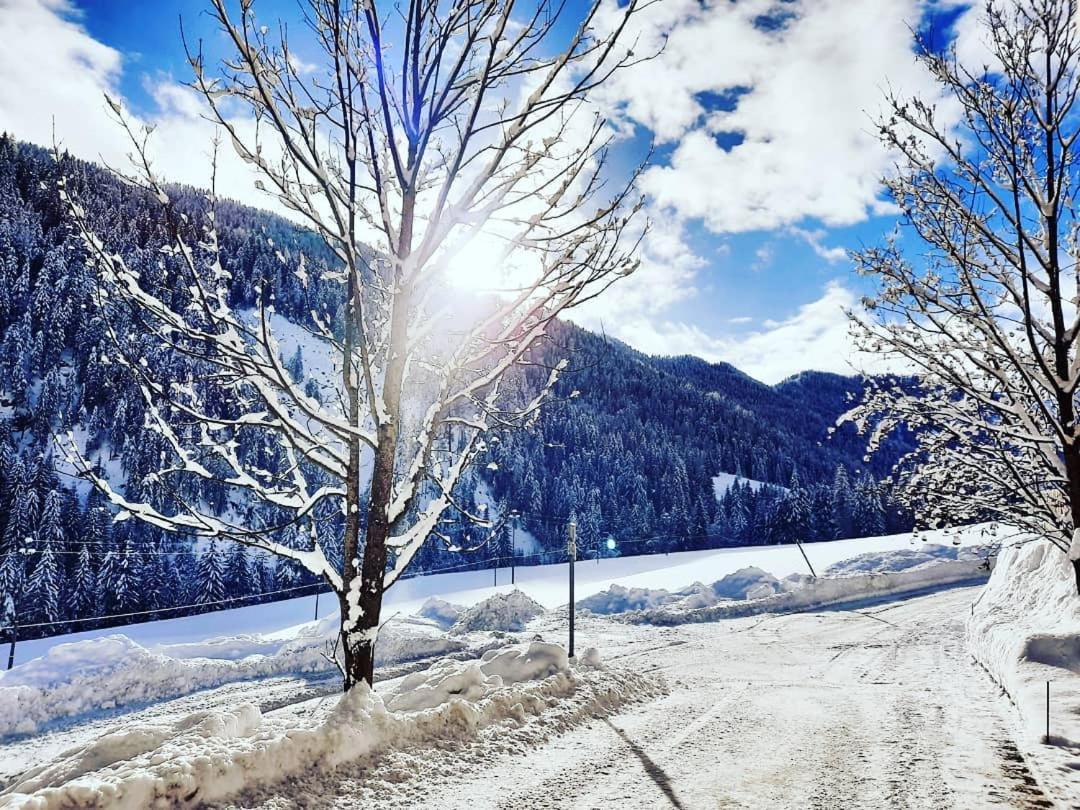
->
left=510, top=511, right=519, bottom=586
left=568, top=518, right=576, bottom=659
left=5, top=622, right=15, bottom=673
left=3, top=593, right=16, bottom=670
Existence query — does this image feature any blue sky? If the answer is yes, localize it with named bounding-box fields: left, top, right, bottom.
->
left=0, top=0, right=974, bottom=382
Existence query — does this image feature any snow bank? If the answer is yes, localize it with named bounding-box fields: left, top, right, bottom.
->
left=414, top=597, right=465, bottom=629
left=968, top=538, right=1080, bottom=750
left=450, top=589, right=545, bottom=633
left=386, top=642, right=569, bottom=712
left=0, top=644, right=662, bottom=809
left=824, top=543, right=985, bottom=576
left=579, top=566, right=787, bottom=615
left=576, top=583, right=679, bottom=614
left=0, top=622, right=464, bottom=738
left=615, top=545, right=991, bottom=626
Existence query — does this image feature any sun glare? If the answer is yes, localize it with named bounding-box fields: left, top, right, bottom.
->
left=443, top=232, right=518, bottom=293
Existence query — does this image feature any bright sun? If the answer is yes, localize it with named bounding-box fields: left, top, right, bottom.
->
left=443, top=231, right=518, bottom=293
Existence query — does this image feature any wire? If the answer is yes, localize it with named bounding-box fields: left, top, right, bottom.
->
left=11, top=580, right=326, bottom=630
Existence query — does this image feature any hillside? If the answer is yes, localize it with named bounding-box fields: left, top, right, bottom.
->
left=0, top=136, right=909, bottom=638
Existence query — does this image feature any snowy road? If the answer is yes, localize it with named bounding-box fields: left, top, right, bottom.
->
left=238, top=585, right=1063, bottom=810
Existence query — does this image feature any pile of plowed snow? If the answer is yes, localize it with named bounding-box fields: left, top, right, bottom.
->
left=580, top=544, right=993, bottom=625
left=450, top=589, right=545, bottom=633
left=0, top=618, right=464, bottom=737
left=968, top=537, right=1080, bottom=750
left=0, top=643, right=662, bottom=809
left=414, top=597, right=465, bottom=628
left=578, top=566, right=787, bottom=615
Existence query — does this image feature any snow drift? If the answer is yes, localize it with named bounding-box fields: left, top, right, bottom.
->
left=414, top=597, right=465, bottom=628
left=968, top=538, right=1080, bottom=750
left=594, top=544, right=992, bottom=625
left=0, top=619, right=464, bottom=738
left=0, top=643, right=662, bottom=809
left=450, top=589, right=545, bottom=633
left=578, top=566, right=788, bottom=615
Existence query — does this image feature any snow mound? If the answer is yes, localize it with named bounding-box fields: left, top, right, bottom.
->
left=968, top=538, right=1080, bottom=751
left=0, top=645, right=662, bottom=809
left=579, top=567, right=789, bottom=615
left=619, top=546, right=992, bottom=626
left=825, top=543, right=984, bottom=576
left=0, top=623, right=465, bottom=738
left=386, top=641, right=570, bottom=712
left=414, top=597, right=465, bottom=629
left=577, top=583, right=678, bottom=614
left=450, top=589, right=545, bottom=633
left=711, top=566, right=784, bottom=600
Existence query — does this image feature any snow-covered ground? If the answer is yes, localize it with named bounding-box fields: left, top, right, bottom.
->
left=6, top=526, right=995, bottom=667
left=3, top=525, right=1076, bottom=808
left=398, top=588, right=1068, bottom=809
left=0, top=643, right=661, bottom=809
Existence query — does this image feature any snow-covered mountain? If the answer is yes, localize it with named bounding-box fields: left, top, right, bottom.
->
left=0, top=137, right=912, bottom=638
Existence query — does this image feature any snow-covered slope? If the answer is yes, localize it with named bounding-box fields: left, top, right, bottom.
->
left=0, top=619, right=463, bottom=737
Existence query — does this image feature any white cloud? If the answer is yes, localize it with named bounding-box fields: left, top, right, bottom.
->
left=751, top=242, right=774, bottom=272
left=570, top=211, right=703, bottom=331
left=605, top=283, right=897, bottom=384
left=788, top=227, right=849, bottom=264
left=600, top=0, right=950, bottom=234
left=0, top=0, right=123, bottom=158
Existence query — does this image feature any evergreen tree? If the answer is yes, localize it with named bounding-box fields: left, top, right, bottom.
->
left=224, top=543, right=252, bottom=598
left=70, top=543, right=97, bottom=620
left=110, top=538, right=141, bottom=613
left=287, top=346, right=304, bottom=382
left=830, top=465, right=855, bottom=540
left=854, top=476, right=886, bottom=537
left=26, top=491, right=63, bottom=624
left=196, top=542, right=226, bottom=605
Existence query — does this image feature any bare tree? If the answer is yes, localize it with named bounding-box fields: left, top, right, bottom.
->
left=61, top=0, right=646, bottom=688
left=846, top=0, right=1080, bottom=593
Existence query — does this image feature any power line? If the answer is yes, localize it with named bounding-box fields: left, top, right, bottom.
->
left=11, top=580, right=327, bottom=631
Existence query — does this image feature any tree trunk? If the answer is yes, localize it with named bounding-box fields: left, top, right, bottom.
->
left=1062, top=444, right=1080, bottom=597
left=340, top=595, right=375, bottom=689
left=345, top=188, right=417, bottom=688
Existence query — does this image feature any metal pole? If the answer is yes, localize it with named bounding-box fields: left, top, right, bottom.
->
left=1046, top=681, right=1050, bottom=741
left=314, top=589, right=320, bottom=621
left=794, top=537, right=817, bottom=578
left=568, top=519, right=576, bottom=659
left=6, top=622, right=15, bottom=671
left=511, top=513, right=517, bottom=586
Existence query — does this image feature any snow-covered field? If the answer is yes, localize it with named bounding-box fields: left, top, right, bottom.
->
left=6, top=526, right=997, bottom=666
left=2, top=525, right=1077, bottom=808
left=0, top=528, right=997, bottom=737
